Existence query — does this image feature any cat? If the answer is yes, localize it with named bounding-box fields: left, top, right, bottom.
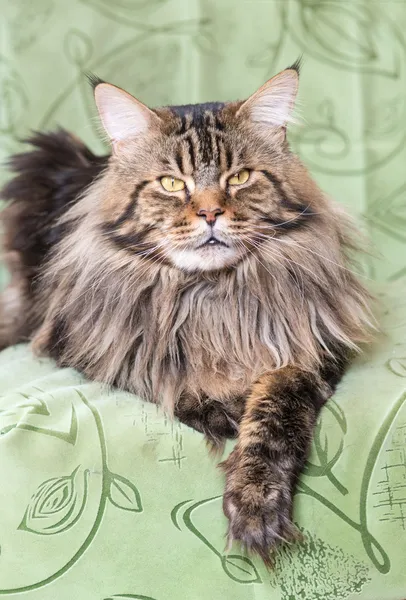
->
left=0, top=60, right=372, bottom=565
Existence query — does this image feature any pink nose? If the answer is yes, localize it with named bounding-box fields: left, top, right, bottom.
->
left=197, top=207, right=224, bottom=225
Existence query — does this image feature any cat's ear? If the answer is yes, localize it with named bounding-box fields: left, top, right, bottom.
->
left=236, top=63, right=300, bottom=131
left=93, top=82, right=161, bottom=149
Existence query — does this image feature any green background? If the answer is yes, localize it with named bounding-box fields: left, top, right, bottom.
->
left=1, top=0, right=406, bottom=281
left=0, top=1, right=406, bottom=599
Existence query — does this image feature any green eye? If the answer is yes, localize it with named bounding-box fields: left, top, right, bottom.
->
left=228, top=169, right=250, bottom=186
left=161, top=176, right=185, bottom=192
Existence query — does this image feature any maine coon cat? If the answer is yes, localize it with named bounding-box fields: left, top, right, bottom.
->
left=0, top=61, right=372, bottom=565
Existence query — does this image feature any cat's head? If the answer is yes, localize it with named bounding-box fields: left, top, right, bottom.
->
left=93, top=61, right=320, bottom=272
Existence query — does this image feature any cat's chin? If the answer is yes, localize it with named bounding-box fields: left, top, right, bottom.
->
left=168, top=245, right=241, bottom=272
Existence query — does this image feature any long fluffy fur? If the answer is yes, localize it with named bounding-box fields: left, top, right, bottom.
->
left=0, top=126, right=372, bottom=410
left=0, top=130, right=106, bottom=347
left=0, top=67, right=374, bottom=564
left=30, top=177, right=371, bottom=411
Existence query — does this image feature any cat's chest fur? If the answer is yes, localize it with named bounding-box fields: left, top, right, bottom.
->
left=37, top=251, right=303, bottom=408
left=141, top=277, right=276, bottom=404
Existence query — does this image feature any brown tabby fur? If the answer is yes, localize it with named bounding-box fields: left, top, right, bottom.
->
left=0, top=63, right=372, bottom=565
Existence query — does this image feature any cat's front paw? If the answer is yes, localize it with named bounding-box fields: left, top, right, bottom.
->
left=221, top=446, right=300, bottom=566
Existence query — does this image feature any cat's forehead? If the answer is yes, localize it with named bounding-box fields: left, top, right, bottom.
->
left=169, top=102, right=226, bottom=132
left=158, top=101, right=240, bottom=174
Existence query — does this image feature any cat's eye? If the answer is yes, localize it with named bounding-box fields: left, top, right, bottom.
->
left=228, top=169, right=250, bottom=186
left=160, top=176, right=185, bottom=192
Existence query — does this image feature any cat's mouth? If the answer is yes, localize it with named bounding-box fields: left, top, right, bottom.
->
left=198, top=236, right=229, bottom=249
left=168, top=235, right=239, bottom=271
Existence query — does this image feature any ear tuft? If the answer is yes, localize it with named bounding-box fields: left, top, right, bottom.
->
left=94, top=82, right=161, bottom=146
left=86, top=72, right=106, bottom=91
left=236, top=67, right=300, bottom=129
left=287, top=55, right=303, bottom=76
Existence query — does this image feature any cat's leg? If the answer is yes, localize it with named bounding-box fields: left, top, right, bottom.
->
left=220, top=356, right=347, bottom=565
left=174, top=393, right=246, bottom=451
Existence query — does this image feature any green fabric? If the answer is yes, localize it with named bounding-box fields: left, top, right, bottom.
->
left=1, top=0, right=406, bottom=282
left=0, top=282, right=405, bottom=599
left=1, top=0, right=406, bottom=598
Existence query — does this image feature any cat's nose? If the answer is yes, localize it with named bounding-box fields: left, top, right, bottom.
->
left=197, top=207, right=224, bottom=225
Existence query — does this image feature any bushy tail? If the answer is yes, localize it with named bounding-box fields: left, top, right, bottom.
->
left=0, top=129, right=107, bottom=348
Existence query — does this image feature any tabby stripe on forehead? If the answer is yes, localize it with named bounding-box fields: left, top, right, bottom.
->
left=186, top=136, right=195, bottom=171
left=174, top=150, right=184, bottom=173
left=108, top=180, right=149, bottom=228
left=178, top=115, right=187, bottom=135
left=211, top=130, right=220, bottom=162
left=225, top=147, right=233, bottom=171
left=214, top=134, right=222, bottom=166
left=205, top=112, right=215, bottom=128
left=201, top=130, right=212, bottom=164
left=215, top=114, right=225, bottom=131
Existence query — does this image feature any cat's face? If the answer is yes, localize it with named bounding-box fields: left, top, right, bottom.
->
left=95, top=64, right=314, bottom=272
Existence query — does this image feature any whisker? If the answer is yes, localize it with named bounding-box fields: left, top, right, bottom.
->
left=258, top=204, right=318, bottom=229
left=234, top=237, right=283, bottom=291
left=267, top=236, right=371, bottom=280
left=242, top=226, right=370, bottom=281
left=243, top=235, right=315, bottom=300
left=241, top=234, right=326, bottom=288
